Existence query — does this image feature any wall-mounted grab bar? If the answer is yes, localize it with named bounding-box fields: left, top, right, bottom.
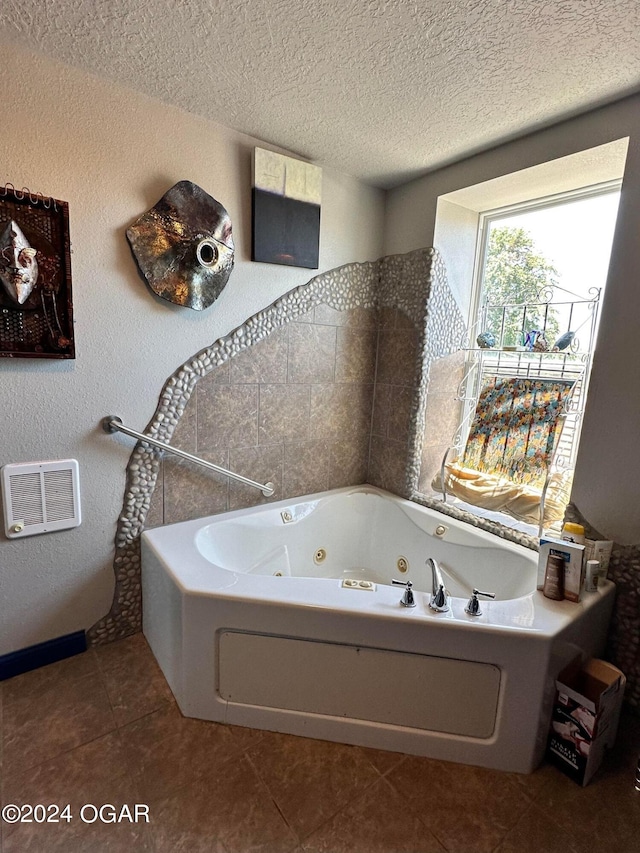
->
left=102, top=416, right=275, bottom=497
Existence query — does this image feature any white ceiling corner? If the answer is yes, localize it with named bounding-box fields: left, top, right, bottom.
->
left=1, top=0, right=639, bottom=188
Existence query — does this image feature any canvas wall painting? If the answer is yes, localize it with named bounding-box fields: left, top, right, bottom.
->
left=252, top=148, right=321, bottom=269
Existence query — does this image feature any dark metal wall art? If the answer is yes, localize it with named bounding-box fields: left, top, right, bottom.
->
left=0, top=184, right=74, bottom=359
left=126, top=181, right=234, bottom=311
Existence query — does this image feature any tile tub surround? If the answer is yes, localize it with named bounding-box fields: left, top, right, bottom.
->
left=1, top=636, right=639, bottom=853
left=89, top=248, right=471, bottom=646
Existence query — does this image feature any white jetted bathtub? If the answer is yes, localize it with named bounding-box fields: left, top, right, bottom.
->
left=142, top=485, right=615, bottom=773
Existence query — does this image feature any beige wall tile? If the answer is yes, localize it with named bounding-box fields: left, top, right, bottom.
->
left=163, top=452, right=229, bottom=524
left=197, top=384, right=258, bottom=450
left=259, top=384, right=311, bottom=445
left=288, top=323, right=337, bottom=384
left=283, top=440, right=332, bottom=497
left=310, top=383, right=373, bottom=441
left=335, top=327, right=378, bottom=383
left=371, top=383, right=390, bottom=438
left=386, top=385, right=417, bottom=445
left=314, top=304, right=377, bottom=328
left=377, top=307, right=398, bottom=329
left=229, top=327, right=288, bottom=385
left=327, top=438, right=370, bottom=489
left=228, top=444, right=284, bottom=510
left=368, top=435, right=409, bottom=496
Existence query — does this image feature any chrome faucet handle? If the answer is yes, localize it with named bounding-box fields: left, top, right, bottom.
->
left=429, top=583, right=450, bottom=613
left=465, top=588, right=496, bottom=617
left=392, top=578, right=416, bottom=608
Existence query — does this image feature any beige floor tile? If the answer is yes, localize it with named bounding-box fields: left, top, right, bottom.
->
left=95, top=633, right=173, bottom=726
left=504, top=760, right=559, bottom=802
left=119, top=701, right=245, bottom=809
left=358, top=746, right=407, bottom=777
left=494, top=803, right=581, bottom=853
left=3, top=817, right=152, bottom=853
left=1, top=651, right=98, bottom=707
left=387, top=755, right=531, bottom=853
left=300, top=777, right=445, bottom=853
left=534, top=747, right=640, bottom=851
left=247, top=731, right=380, bottom=840
left=2, top=653, right=116, bottom=775
left=225, top=722, right=268, bottom=751
left=151, top=753, right=297, bottom=853
left=2, top=730, right=151, bottom=852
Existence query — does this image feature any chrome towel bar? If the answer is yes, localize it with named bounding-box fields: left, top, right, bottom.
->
left=102, top=416, right=275, bottom=497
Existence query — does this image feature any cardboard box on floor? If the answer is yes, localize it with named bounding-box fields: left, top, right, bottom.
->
left=547, top=658, right=626, bottom=786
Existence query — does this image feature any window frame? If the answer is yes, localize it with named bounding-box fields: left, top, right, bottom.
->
left=451, top=180, right=622, bottom=530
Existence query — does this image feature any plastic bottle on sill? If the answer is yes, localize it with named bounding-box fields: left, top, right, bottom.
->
left=561, top=522, right=586, bottom=545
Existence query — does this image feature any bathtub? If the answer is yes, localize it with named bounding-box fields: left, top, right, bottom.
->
left=141, top=485, right=615, bottom=773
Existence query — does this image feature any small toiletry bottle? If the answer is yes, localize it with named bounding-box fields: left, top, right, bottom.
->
left=561, top=522, right=585, bottom=545
left=543, top=554, right=565, bottom=601
left=584, top=559, right=599, bottom=592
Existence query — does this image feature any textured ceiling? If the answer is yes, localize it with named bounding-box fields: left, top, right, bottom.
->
left=2, top=0, right=639, bottom=187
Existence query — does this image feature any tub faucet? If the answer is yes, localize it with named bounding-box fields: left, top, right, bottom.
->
left=427, top=558, right=450, bottom=612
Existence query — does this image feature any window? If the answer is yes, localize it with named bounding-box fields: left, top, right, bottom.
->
left=453, top=182, right=621, bottom=533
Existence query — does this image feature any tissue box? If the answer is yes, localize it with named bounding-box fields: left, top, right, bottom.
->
left=547, top=658, right=626, bottom=785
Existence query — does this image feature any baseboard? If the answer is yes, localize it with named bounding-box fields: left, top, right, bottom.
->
left=0, top=631, right=87, bottom=681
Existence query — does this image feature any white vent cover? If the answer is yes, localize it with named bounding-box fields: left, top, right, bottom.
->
left=1, top=459, right=81, bottom=538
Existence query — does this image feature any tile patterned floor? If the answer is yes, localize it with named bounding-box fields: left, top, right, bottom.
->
left=0, top=635, right=638, bottom=852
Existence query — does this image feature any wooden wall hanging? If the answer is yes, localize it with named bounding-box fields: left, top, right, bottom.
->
left=0, top=184, right=74, bottom=359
